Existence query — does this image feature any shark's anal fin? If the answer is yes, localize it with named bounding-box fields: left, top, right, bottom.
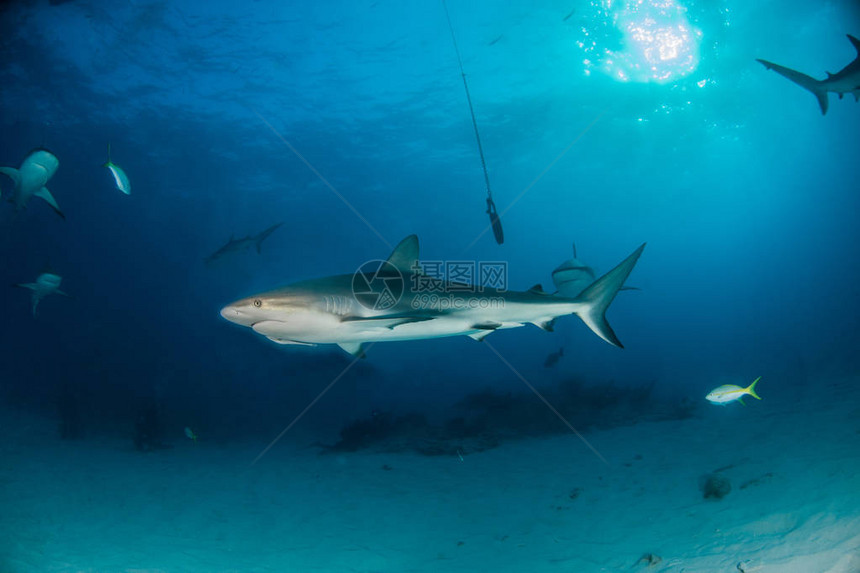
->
left=34, top=187, right=64, bottom=220
left=338, top=342, right=367, bottom=358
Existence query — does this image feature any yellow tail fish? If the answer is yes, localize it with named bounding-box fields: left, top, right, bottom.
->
left=706, top=377, right=761, bottom=406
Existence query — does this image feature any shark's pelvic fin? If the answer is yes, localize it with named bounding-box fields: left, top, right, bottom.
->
left=34, top=187, right=65, bottom=219
left=386, top=235, right=419, bottom=274
left=757, top=58, right=829, bottom=115
left=338, top=342, right=367, bottom=358
left=572, top=243, right=646, bottom=348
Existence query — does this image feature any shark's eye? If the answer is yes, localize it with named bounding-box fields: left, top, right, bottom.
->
left=253, top=299, right=262, bottom=308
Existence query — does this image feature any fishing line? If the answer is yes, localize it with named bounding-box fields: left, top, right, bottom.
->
left=442, top=0, right=504, bottom=245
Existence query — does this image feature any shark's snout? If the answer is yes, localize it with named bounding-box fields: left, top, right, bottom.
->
left=220, top=302, right=257, bottom=327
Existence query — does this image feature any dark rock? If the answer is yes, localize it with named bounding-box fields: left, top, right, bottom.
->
left=700, top=473, right=731, bottom=500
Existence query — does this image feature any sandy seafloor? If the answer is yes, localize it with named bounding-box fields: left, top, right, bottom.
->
left=1, top=376, right=858, bottom=573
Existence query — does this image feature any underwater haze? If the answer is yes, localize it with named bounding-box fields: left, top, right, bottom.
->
left=1, top=0, right=860, bottom=571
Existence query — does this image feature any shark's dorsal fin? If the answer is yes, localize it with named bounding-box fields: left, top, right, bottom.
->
left=528, top=284, right=546, bottom=294
left=848, top=34, right=860, bottom=56
left=386, top=235, right=419, bottom=274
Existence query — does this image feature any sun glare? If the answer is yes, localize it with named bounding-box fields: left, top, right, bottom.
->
left=579, top=0, right=701, bottom=84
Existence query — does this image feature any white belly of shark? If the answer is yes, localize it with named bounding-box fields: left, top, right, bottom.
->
left=220, top=235, right=645, bottom=357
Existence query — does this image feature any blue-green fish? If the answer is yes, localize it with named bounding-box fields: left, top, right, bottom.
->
left=104, top=143, right=131, bottom=195
left=706, top=377, right=761, bottom=406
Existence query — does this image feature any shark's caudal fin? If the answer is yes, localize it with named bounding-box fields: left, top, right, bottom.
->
left=757, top=59, right=829, bottom=115
left=572, top=243, right=645, bottom=348
left=255, top=222, right=283, bottom=254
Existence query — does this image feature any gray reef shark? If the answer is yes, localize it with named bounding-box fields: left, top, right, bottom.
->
left=757, top=34, right=860, bottom=115
left=0, top=149, right=64, bottom=218
left=205, top=222, right=283, bottom=265
left=552, top=242, right=639, bottom=298
left=15, top=272, right=68, bottom=316
left=220, top=235, right=645, bottom=357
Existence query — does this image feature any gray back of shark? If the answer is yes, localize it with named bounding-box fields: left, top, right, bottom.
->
left=221, top=235, right=644, bottom=357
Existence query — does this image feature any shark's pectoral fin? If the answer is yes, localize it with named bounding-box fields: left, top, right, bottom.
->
left=468, top=330, right=493, bottom=341
left=341, top=314, right=434, bottom=329
left=0, top=166, right=21, bottom=200
left=338, top=342, right=367, bottom=358
left=0, top=166, right=21, bottom=190
left=14, top=283, right=37, bottom=290
left=467, top=321, right=502, bottom=342
left=756, top=58, right=829, bottom=114
left=35, top=187, right=65, bottom=219
left=266, top=336, right=316, bottom=346
left=57, top=289, right=69, bottom=297
left=848, top=34, right=860, bottom=55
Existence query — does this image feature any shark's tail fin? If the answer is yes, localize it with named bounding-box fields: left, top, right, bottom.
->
left=757, top=59, right=829, bottom=115
left=255, top=222, right=283, bottom=254
left=572, top=244, right=645, bottom=348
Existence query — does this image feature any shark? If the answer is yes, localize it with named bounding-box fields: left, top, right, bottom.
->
left=552, top=242, right=639, bottom=298
left=220, top=235, right=645, bottom=357
left=0, top=149, right=64, bottom=218
left=757, top=34, right=860, bottom=115
left=15, top=272, right=68, bottom=316
left=205, top=222, right=283, bottom=265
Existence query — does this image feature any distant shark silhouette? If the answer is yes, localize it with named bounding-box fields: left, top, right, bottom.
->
left=15, top=272, right=68, bottom=316
left=757, top=34, right=860, bottom=115
left=205, top=222, right=283, bottom=265
left=0, top=149, right=64, bottom=218
left=552, top=243, right=639, bottom=299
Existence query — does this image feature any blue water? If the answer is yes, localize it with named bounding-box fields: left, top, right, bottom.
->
left=1, top=0, right=859, bottom=569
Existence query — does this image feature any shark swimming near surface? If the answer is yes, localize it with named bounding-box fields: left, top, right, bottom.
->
left=0, top=149, right=64, bottom=218
left=220, top=235, right=645, bottom=357
left=757, top=34, right=860, bottom=115
left=205, top=222, right=283, bottom=265
left=15, top=272, right=68, bottom=316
